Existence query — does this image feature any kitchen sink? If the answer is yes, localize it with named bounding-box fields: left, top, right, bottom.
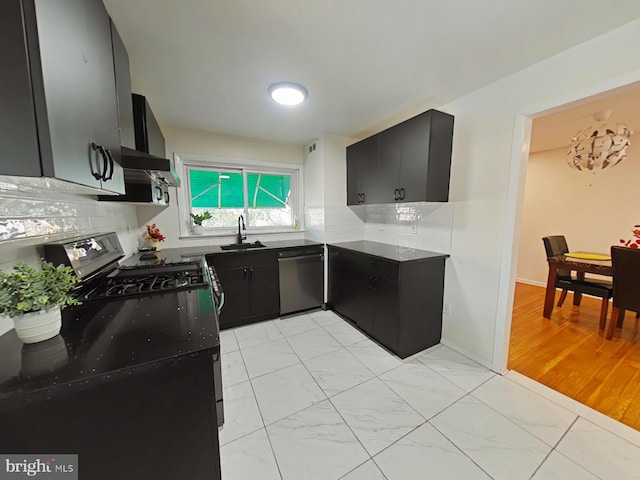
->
left=220, top=241, right=266, bottom=251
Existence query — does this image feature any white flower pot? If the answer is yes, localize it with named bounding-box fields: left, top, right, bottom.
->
left=13, top=307, right=62, bottom=344
left=192, top=225, right=204, bottom=235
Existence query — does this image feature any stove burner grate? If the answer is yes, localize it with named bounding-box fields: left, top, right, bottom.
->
left=78, top=262, right=208, bottom=301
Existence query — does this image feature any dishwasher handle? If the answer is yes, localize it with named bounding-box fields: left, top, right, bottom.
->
left=277, top=253, right=324, bottom=264
left=278, top=247, right=323, bottom=259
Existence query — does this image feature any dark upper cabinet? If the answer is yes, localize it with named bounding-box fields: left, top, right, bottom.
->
left=346, top=135, right=379, bottom=205
left=0, top=0, right=41, bottom=177
left=346, top=142, right=361, bottom=206
left=399, top=109, right=454, bottom=202
left=111, top=21, right=135, bottom=150
left=377, top=125, right=402, bottom=204
left=0, top=0, right=125, bottom=194
left=346, top=109, right=454, bottom=205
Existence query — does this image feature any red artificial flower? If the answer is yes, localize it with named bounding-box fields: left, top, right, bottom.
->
left=146, top=224, right=165, bottom=242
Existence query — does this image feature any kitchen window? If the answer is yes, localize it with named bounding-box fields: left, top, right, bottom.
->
left=178, top=156, right=302, bottom=236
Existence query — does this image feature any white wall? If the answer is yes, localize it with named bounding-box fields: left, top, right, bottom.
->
left=322, top=135, right=365, bottom=244
left=0, top=179, right=139, bottom=335
left=327, top=18, right=640, bottom=368
left=517, top=147, right=640, bottom=286
left=137, top=126, right=306, bottom=249
left=303, top=138, right=325, bottom=243
left=432, top=19, right=640, bottom=367
left=302, top=134, right=366, bottom=244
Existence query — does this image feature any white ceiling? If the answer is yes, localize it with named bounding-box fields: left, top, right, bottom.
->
left=103, top=0, right=640, bottom=146
left=530, top=81, right=640, bottom=153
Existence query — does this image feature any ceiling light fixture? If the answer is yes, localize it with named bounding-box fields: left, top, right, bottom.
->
left=268, top=82, right=308, bottom=106
left=567, top=109, right=633, bottom=173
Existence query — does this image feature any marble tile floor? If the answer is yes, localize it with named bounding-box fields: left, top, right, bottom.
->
left=218, top=310, right=640, bottom=480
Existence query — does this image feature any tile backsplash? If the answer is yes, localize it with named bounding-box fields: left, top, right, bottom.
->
left=0, top=180, right=139, bottom=271
left=362, top=202, right=453, bottom=253
left=0, top=180, right=139, bottom=335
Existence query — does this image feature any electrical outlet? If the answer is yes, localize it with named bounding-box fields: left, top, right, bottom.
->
left=443, top=303, right=451, bottom=315
left=410, top=224, right=417, bottom=234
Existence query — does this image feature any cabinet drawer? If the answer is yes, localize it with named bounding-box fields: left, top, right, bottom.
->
left=207, top=250, right=277, bottom=270
left=368, top=257, right=399, bottom=282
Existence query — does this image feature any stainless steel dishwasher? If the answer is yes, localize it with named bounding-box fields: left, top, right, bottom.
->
left=278, top=246, right=324, bottom=315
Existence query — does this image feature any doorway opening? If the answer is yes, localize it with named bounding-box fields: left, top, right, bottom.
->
left=496, top=77, right=640, bottom=429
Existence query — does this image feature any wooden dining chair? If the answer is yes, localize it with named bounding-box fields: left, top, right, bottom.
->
left=542, top=236, right=613, bottom=328
left=606, top=246, right=640, bottom=340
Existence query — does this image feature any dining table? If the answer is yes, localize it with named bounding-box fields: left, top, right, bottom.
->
left=543, top=253, right=613, bottom=319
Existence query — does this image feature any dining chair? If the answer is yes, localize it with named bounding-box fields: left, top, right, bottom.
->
left=606, top=246, right=640, bottom=340
left=542, top=236, right=613, bottom=328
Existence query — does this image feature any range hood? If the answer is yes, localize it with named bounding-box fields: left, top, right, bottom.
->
left=117, top=93, right=180, bottom=187
left=120, top=146, right=180, bottom=187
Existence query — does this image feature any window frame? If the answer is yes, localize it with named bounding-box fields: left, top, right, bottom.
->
left=175, top=153, right=304, bottom=238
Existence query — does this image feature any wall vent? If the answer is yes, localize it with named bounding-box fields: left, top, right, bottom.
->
left=308, top=141, right=317, bottom=154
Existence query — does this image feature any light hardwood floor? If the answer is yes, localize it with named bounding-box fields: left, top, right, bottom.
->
left=508, top=282, right=640, bottom=431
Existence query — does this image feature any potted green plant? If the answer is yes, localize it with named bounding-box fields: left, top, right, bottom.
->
left=190, top=211, right=212, bottom=235
left=0, top=260, right=80, bottom=344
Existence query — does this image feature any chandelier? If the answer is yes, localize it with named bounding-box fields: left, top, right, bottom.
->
left=567, top=110, right=633, bottom=172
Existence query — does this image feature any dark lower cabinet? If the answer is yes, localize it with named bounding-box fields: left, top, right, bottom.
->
left=328, top=245, right=445, bottom=358
left=207, top=251, right=280, bottom=329
left=372, top=276, right=400, bottom=352
left=0, top=354, right=221, bottom=480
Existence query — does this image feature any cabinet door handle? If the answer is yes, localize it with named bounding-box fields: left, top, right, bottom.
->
left=394, top=188, right=399, bottom=201
left=249, top=268, right=253, bottom=279
left=103, top=148, right=115, bottom=181
left=155, top=185, right=163, bottom=200
left=90, top=143, right=104, bottom=180
left=243, top=268, right=248, bottom=278
left=97, top=146, right=109, bottom=181
left=361, top=193, right=365, bottom=203
left=400, top=187, right=406, bottom=200
left=164, top=190, right=170, bottom=203
left=372, top=277, right=379, bottom=292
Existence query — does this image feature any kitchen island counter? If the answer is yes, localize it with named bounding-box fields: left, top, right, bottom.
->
left=0, top=287, right=222, bottom=480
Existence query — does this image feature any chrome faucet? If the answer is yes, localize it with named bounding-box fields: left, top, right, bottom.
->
left=237, top=215, right=246, bottom=244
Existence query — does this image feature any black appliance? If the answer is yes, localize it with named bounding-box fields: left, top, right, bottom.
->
left=119, top=94, right=180, bottom=187
left=98, top=94, right=178, bottom=204
left=43, top=232, right=224, bottom=425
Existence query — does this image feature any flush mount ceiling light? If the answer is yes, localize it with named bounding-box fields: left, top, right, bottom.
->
left=567, top=109, right=633, bottom=173
left=268, top=82, right=308, bottom=106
